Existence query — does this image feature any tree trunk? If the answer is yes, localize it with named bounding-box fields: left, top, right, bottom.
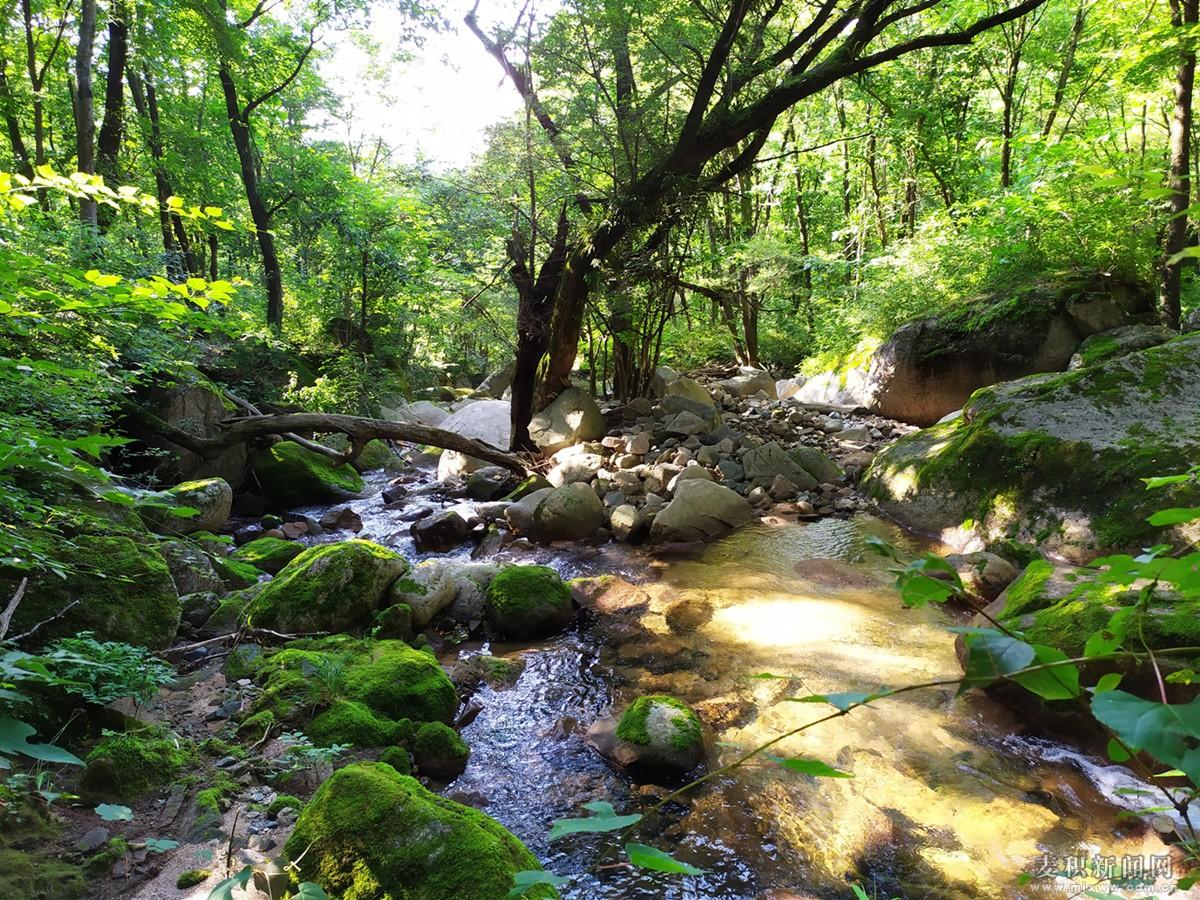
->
left=218, top=65, right=284, bottom=330
left=0, top=59, right=33, bottom=178
left=1160, top=0, right=1198, bottom=329
left=74, top=0, right=98, bottom=227
left=95, top=0, right=129, bottom=227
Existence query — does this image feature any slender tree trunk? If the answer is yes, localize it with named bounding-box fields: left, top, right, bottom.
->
left=218, top=65, right=284, bottom=329
left=999, top=55, right=1020, bottom=188
left=1042, top=3, right=1087, bottom=137
left=95, top=0, right=129, bottom=216
left=0, top=59, right=33, bottom=178
left=74, top=0, right=98, bottom=227
left=1160, top=0, right=1198, bottom=329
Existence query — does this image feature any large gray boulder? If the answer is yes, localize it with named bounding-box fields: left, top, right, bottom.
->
left=474, top=362, right=515, bottom=399
left=862, top=276, right=1152, bottom=426
left=662, top=376, right=716, bottom=408
left=649, top=480, right=753, bottom=543
left=741, top=441, right=818, bottom=489
left=384, top=399, right=449, bottom=427
left=863, top=334, right=1200, bottom=563
left=529, top=387, right=606, bottom=453
left=531, top=483, right=606, bottom=542
left=717, top=367, right=777, bottom=399
left=436, top=399, right=512, bottom=480
left=387, top=559, right=499, bottom=627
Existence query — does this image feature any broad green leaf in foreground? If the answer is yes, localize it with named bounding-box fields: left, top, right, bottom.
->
left=766, top=755, right=853, bottom=778
left=548, top=801, right=642, bottom=840
left=95, top=803, right=134, bottom=822
left=507, top=870, right=571, bottom=897
left=0, top=717, right=84, bottom=765
left=1091, top=690, right=1200, bottom=784
left=625, top=842, right=705, bottom=875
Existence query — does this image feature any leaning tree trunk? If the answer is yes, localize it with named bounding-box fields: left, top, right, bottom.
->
left=1159, top=0, right=1198, bottom=330
left=218, top=66, right=284, bottom=330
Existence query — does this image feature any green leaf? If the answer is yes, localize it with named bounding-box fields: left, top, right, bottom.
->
left=295, top=884, right=332, bottom=899
left=1147, top=507, right=1200, bottom=526
left=507, top=870, right=570, bottom=897
left=95, top=803, right=134, bottom=822
left=961, top=630, right=1035, bottom=691
left=766, top=755, right=853, bottom=778
left=850, top=887, right=871, bottom=900
left=625, top=842, right=705, bottom=875
left=0, top=717, right=83, bottom=765
left=1091, top=690, right=1200, bottom=784
left=1084, top=607, right=1133, bottom=657
left=1010, top=644, right=1081, bottom=700
left=788, top=690, right=885, bottom=711
left=144, top=837, right=179, bottom=852
left=206, top=866, right=253, bottom=900
left=1093, top=673, right=1123, bottom=694
left=548, top=801, right=642, bottom=840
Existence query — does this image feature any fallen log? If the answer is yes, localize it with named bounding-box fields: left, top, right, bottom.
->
left=124, top=404, right=528, bottom=475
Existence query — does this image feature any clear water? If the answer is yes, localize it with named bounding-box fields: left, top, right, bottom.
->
left=301, top=467, right=1195, bottom=899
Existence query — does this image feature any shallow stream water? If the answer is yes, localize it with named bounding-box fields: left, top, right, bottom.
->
left=299, top=469, right=1192, bottom=899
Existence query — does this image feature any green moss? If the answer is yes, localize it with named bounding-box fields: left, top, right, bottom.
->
left=378, top=746, right=411, bottom=775
left=196, top=772, right=239, bottom=814
left=3, top=535, right=180, bottom=650
left=504, top=474, right=553, bottom=501
left=372, top=602, right=414, bottom=641
left=250, top=442, right=364, bottom=507
left=268, top=794, right=304, bottom=817
left=983, top=538, right=1043, bottom=569
left=81, top=728, right=196, bottom=801
left=308, top=699, right=403, bottom=748
left=997, top=559, right=1057, bottom=619
left=485, top=565, right=573, bottom=639
left=1013, top=595, right=1200, bottom=657
left=0, top=797, right=86, bottom=900
left=246, top=540, right=408, bottom=634
left=0, top=850, right=86, bottom=898
left=412, top=721, right=469, bottom=779
left=200, top=737, right=247, bottom=760
left=245, top=638, right=457, bottom=739
left=200, top=589, right=255, bottom=636
left=230, top=537, right=304, bottom=574
left=616, top=695, right=702, bottom=753
left=237, top=709, right=276, bottom=739
left=223, top=643, right=264, bottom=682
left=285, top=763, right=555, bottom=899
left=84, top=837, right=129, bottom=876
left=176, top=869, right=212, bottom=889
left=212, top=555, right=262, bottom=590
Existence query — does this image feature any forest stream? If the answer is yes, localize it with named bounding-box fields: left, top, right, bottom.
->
left=268, top=469, right=1187, bottom=900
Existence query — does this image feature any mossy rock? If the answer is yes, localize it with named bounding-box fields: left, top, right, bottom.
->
left=992, top=561, right=1200, bottom=658
left=286, top=762, right=556, bottom=899
left=197, top=585, right=260, bottom=638
left=176, top=870, right=211, bottom=890
left=230, top=536, right=304, bottom=575
left=250, top=441, right=364, bottom=508
left=247, top=638, right=457, bottom=745
left=863, top=334, right=1200, bottom=563
left=211, top=554, right=262, bottom=590
left=246, top=540, right=408, bottom=634
left=308, top=699, right=405, bottom=747
left=3, top=535, right=180, bottom=650
left=504, top=473, right=553, bottom=501
left=412, top=721, right=470, bottom=780
left=80, top=727, right=196, bottom=802
left=0, top=795, right=86, bottom=900
left=485, top=565, right=574, bottom=639
left=588, top=695, right=705, bottom=777
left=267, top=794, right=304, bottom=817
left=142, top=477, right=233, bottom=536
left=378, top=745, right=411, bottom=775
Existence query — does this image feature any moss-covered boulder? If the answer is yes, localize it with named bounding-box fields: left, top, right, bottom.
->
left=246, top=540, right=407, bottom=633
left=412, top=721, right=470, bottom=779
left=485, top=565, right=574, bottom=638
left=160, top=539, right=225, bottom=595
left=286, top=762, right=555, bottom=899
left=863, top=334, right=1200, bottom=563
left=862, top=275, right=1151, bottom=425
left=587, top=695, right=705, bottom=776
left=1068, top=323, right=1176, bottom=370
left=230, top=536, right=304, bottom=575
left=249, top=442, right=364, bottom=508
left=142, top=477, right=233, bottom=535
left=80, top=728, right=196, bottom=802
left=247, top=638, right=457, bottom=745
left=985, top=560, right=1200, bottom=658
left=5, top=535, right=180, bottom=649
